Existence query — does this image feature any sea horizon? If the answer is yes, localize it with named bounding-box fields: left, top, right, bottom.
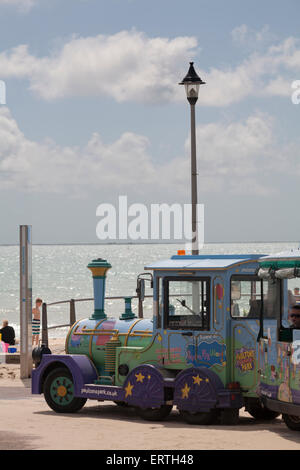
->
left=0, top=239, right=299, bottom=247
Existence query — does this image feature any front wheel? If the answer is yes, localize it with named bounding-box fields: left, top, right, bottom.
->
left=282, top=414, right=300, bottom=431
left=44, top=367, right=87, bottom=413
left=137, top=405, right=172, bottom=421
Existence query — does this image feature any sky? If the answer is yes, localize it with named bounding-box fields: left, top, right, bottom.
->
left=0, top=0, right=300, bottom=244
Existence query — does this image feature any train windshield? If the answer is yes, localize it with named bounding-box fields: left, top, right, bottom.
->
left=163, top=277, right=210, bottom=330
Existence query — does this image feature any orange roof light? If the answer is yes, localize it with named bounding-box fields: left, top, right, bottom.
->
left=177, top=250, right=186, bottom=256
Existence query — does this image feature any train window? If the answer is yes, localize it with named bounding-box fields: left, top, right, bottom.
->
left=163, top=277, right=210, bottom=330
left=230, top=275, right=280, bottom=319
left=286, top=280, right=300, bottom=326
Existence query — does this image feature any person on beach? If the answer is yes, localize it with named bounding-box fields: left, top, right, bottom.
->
left=289, top=304, right=300, bottom=329
left=0, top=320, right=15, bottom=345
left=32, top=298, right=43, bottom=346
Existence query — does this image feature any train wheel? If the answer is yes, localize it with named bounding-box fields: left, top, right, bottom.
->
left=282, top=414, right=300, bottom=431
left=137, top=405, right=172, bottom=421
left=220, top=408, right=239, bottom=425
left=247, top=404, right=280, bottom=421
left=44, top=367, right=87, bottom=413
left=179, top=409, right=218, bottom=425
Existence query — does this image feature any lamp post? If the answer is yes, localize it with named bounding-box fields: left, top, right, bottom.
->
left=179, top=62, right=205, bottom=255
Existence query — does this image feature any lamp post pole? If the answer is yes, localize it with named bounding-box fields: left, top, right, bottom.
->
left=190, top=100, right=198, bottom=255
left=179, top=62, right=206, bottom=255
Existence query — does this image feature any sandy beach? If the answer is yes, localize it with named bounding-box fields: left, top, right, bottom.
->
left=0, top=337, right=66, bottom=380
left=0, top=337, right=300, bottom=450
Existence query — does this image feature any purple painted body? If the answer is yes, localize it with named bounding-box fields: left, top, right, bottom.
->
left=32, top=355, right=242, bottom=413
left=173, top=367, right=243, bottom=412
left=32, top=354, right=98, bottom=396
left=123, top=364, right=167, bottom=408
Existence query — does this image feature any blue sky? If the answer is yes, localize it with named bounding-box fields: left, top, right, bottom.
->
left=0, top=0, right=299, bottom=244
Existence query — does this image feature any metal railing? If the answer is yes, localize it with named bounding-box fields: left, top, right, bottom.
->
left=41, top=294, right=154, bottom=347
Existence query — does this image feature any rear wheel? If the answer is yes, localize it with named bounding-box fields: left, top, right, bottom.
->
left=44, top=367, right=86, bottom=413
left=137, top=405, right=172, bottom=421
left=179, top=409, right=218, bottom=425
left=247, top=403, right=280, bottom=421
left=220, top=408, right=239, bottom=425
left=282, top=414, right=300, bottom=431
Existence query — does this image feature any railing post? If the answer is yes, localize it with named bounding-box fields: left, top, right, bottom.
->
left=19, top=225, right=32, bottom=379
left=70, top=299, right=76, bottom=325
left=136, top=279, right=145, bottom=319
left=138, top=297, right=143, bottom=318
left=41, top=302, right=48, bottom=348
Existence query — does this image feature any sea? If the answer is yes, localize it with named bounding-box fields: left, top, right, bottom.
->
left=1, top=241, right=299, bottom=339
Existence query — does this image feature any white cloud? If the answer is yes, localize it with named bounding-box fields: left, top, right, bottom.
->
left=201, top=35, right=300, bottom=106
left=264, top=77, right=292, bottom=97
left=0, top=30, right=299, bottom=106
left=183, top=113, right=281, bottom=195
left=0, top=31, right=198, bottom=103
left=0, top=107, right=158, bottom=196
left=231, top=24, right=277, bottom=48
left=0, top=107, right=298, bottom=200
left=0, top=0, right=36, bottom=12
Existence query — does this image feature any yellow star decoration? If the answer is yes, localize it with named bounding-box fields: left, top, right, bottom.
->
left=135, top=372, right=145, bottom=383
left=157, top=334, right=162, bottom=342
left=205, top=378, right=209, bottom=383
left=181, top=383, right=190, bottom=399
left=125, top=381, right=134, bottom=398
left=147, top=375, right=151, bottom=380
left=192, top=375, right=202, bottom=385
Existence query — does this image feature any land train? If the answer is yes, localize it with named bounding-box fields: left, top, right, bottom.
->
left=32, top=252, right=287, bottom=425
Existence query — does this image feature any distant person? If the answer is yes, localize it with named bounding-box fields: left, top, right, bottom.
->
left=231, top=301, right=240, bottom=317
left=294, top=287, right=300, bottom=297
left=0, top=320, right=15, bottom=345
left=32, top=298, right=43, bottom=347
left=289, top=304, right=300, bottom=329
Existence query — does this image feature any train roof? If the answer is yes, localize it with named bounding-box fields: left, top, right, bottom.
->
left=144, top=254, right=263, bottom=271
left=259, top=249, right=300, bottom=269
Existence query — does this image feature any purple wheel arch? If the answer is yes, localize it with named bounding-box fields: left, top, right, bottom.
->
left=123, top=364, right=166, bottom=408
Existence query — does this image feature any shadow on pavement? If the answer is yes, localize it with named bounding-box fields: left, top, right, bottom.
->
left=33, top=402, right=300, bottom=447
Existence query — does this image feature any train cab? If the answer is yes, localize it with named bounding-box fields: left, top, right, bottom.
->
left=144, top=252, right=278, bottom=417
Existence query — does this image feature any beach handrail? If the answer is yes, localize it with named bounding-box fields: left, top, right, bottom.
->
left=70, top=298, right=76, bottom=325
left=41, top=302, right=48, bottom=347
left=40, top=293, right=154, bottom=346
